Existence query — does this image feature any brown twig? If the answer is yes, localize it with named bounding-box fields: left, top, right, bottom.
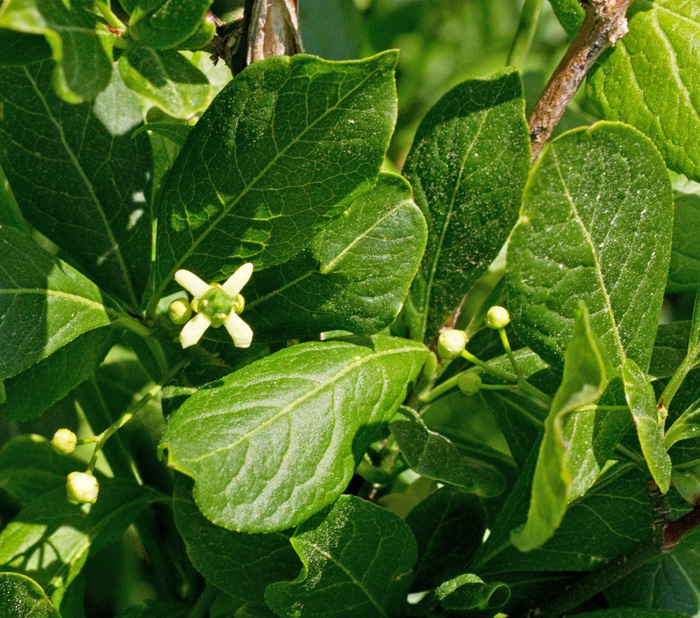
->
left=528, top=0, right=633, bottom=163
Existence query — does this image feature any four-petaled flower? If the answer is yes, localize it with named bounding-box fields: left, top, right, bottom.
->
left=174, top=264, right=254, bottom=349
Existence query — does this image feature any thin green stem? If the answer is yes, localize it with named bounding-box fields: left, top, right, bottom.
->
left=498, top=327, right=520, bottom=376
left=95, top=0, right=127, bottom=30
left=113, top=313, right=155, bottom=338
left=461, top=349, right=517, bottom=382
left=659, top=353, right=698, bottom=410
left=507, top=0, right=544, bottom=67
left=420, top=374, right=460, bottom=403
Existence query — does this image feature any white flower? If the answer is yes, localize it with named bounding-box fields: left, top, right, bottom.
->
left=174, top=264, right=254, bottom=349
left=66, top=471, right=99, bottom=504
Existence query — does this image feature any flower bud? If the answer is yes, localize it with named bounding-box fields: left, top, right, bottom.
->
left=458, top=372, right=482, bottom=396
left=66, top=471, right=99, bottom=504
left=486, top=306, right=510, bottom=330
left=168, top=298, right=193, bottom=325
left=437, top=330, right=467, bottom=360
left=52, top=429, right=77, bottom=455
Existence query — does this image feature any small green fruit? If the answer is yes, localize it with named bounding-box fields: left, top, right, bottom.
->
left=437, top=330, right=467, bottom=360
left=52, top=429, right=77, bottom=455
left=486, top=306, right=510, bottom=329
left=66, top=471, right=99, bottom=504
left=168, top=298, right=193, bottom=325
left=458, top=372, right=482, bottom=396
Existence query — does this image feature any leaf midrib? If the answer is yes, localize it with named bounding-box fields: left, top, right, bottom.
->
left=0, top=288, right=110, bottom=315
left=156, top=58, right=389, bottom=300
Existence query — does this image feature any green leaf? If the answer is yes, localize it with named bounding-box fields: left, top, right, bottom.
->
left=434, top=574, right=510, bottom=611
left=390, top=407, right=506, bottom=497
left=587, top=1, right=700, bottom=182
left=0, top=29, right=51, bottom=66
left=265, top=495, right=417, bottom=618
left=240, top=173, right=427, bottom=342
left=130, top=0, right=212, bottom=50
left=403, top=68, right=530, bottom=342
left=667, top=193, right=700, bottom=293
left=1, top=327, right=115, bottom=421
left=666, top=400, right=700, bottom=447
left=132, top=121, right=191, bottom=147
left=405, top=487, right=486, bottom=591
left=650, top=321, right=691, bottom=379
left=511, top=304, right=606, bottom=552
left=547, top=0, right=584, bottom=38
left=160, top=335, right=428, bottom=533
left=172, top=477, right=299, bottom=607
left=577, top=611, right=690, bottom=618
left=118, top=45, right=212, bottom=119
left=151, top=51, right=398, bottom=304
left=622, top=358, right=672, bottom=491
left=0, top=479, right=161, bottom=605
left=0, top=62, right=154, bottom=306
left=0, top=573, right=60, bottom=618
left=0, top=226, right=113, bottom=381
left=507, top=122, right=673, bottom=372
left=0, top=0, right=114, bottom=103
left=119, top=601, right=190, bottom=618
left=0, top=435, right=86, bottom=505
left=299, top=0, right=364, bottom=60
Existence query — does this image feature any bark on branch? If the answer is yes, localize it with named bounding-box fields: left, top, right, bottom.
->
left=528, top=0, right=633, bottom=163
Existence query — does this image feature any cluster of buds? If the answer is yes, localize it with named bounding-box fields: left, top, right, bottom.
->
left=169, top=263, right=254, bottom=349
left=52, top=429, right=99, bottom=505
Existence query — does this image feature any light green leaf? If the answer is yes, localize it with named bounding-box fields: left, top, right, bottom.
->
left=511, top=304, right=606, bottom=552
left=403, top=68, right=530, bottom=342
left=668, top=193, right=700, bottom=293
left=130, top=0, right=212, bottom=50
left=390, top=407, right=506, bottom=497
left=666, top=400, right=700, bottom=447
left=0, top=29, right=51, bottom=66
left=0, top=0, right=114, bottom=102
left=265, top=495, right=417, bottom=618
left=239, top=173, right=427, bottom=342
left=1, top=327, right=115, bottom=421
left=151, top=51, right=398, bottom=304
left=0, top=62, right=154, bottom=306
left=0, top=435, right=86, bottom=505
left=672, top=463, right=700, bottom=505
left=160, top=335, right=428, bottom=533
left=507, top=122, right=673, bottom=372
left=118, top=45, right=212, bottom=119
left=587, top=1, right=700, bottom=182
left=0, top=479, right=162, bottom=605
left=172, top=477, right=299, bottom=608
left=622, top=358, right=672, bottom=491
left=0, top=573, right=60, bottom=618
left=0, top=226, right=113, bottom=381
left=434, top=574, right=510, bottom=611
left=405, top=487, right=486, bottom=592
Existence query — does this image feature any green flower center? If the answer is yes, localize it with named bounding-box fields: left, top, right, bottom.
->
left=198, top=286, right=234, bottom=327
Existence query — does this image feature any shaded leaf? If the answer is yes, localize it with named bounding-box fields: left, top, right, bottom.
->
left=130, top=0, right=212, bottom=50
left=434, top=574, right=510, bottom=611
left=577, top=612, right=689, bottom=618
left=0, top=0, right=113, bottom=102
left=172, top=477, right=299, bottom=607
left=0, top=62, right=153, bottom=306
left=390, top=407, right=506, bottom=497
left=118, top=45, right=212, bottom=119
left=265, top=495, right=417, bottom=618
left=151, top=51, right=398, bottom=304
left=160, top=335, right=428, bottom=532
left=511, top=304, right=606, bottom=551
left=240, top=173, right=427, bottom=342
left=507, top=122, right=673, bottom=371
left=0, top=573, right=60, bottom=618
left=132, top=121, right=191, bottom=148
left=0, top=29, right=51, bottom=66
left=403, top=68, right=529, bottom=342
left=668, top=193, right=700, bottom=293
left=0, top=226, right=112, bottom=381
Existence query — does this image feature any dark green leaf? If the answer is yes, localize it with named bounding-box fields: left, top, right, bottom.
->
left=0, top=0, right=114, bottom=102
left=390, top=407, right=506, bottom=497
left=507, top=122, right=673, bottom=372
left=0, top=573, right=60, bottom=618
left=547, top=0, right=584, bottom=38
left=0, top=479, right=161, bottom=605
left=622, top=358, right=671, bottom=491
left=511, top=304, right=606, bottom=551
left=666, top=400, right=700, bottom=448
left=0, top=226, right=113, bottom=381
left=405, top=487, right=486, bottom=591
left=1, top=327, right=115, bottom=421
left=0, top=62, right=153, bottom=306
left=151, top=51, right=398, bottom=304
left=178, top=19, right=215, bottom=51
left=240, top=173, right=427, bottom=342
left=130, top=0, right=212, bottom=50
left=403, top=68, right=529, bottom=342
left=172, top=477, right=299, bottom=607
left=650, top=322, right=691, bottom=379
left=132, top=122, right=191, bottom=147
left=0, top=29, right=51, bottom=66
left=577, top=612, right=689, bottom=618
left=299, top=0, right=364, bottom=60
left=160, top=335, right=427, bottom=532
left=668, top=193, right=700, bottom=293
left=119, top=601, right=190, bottom=618
left=118, top=45, right=212, bottom=119
left=434, top=574, right=510, bottom=610
left=587, top=1, right=700, bottom=182
left=265, top=495, right=417, bottom=618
